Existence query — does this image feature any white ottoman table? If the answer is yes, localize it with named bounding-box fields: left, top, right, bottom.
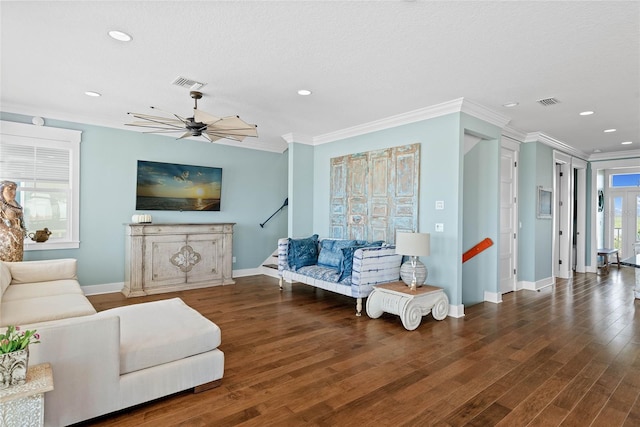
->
left=366, top=281, right=449, bottom=330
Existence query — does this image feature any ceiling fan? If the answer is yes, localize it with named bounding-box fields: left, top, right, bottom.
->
left=126, top=91, right=258, bottom=143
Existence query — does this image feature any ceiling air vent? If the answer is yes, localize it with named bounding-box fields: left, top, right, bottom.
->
left=171, top=76, right=206, bottom=91
left=537, top=97, right=560, bottom=106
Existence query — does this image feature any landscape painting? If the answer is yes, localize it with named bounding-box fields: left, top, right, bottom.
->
left=136, top=160, right=222, bottom=211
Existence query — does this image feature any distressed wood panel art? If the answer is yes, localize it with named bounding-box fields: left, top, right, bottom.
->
left=330, top=143, right=420, bottom=243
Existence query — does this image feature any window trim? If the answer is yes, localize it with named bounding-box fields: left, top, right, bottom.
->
left=0, top=120, right=82, bottom=250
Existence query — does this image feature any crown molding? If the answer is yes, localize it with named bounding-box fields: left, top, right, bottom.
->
left=502, top=125, right=527, bottom=142
left=313, top=98, right=512, bottom=145
left=524, top=131, right=589, bottom=160
left=459, top=98, right=511, bottom=129
left=588, top=148, right=640, bottom=162
left=313, top=98, right=466, bottom=145
left=281, top=133, right=313, bottom=145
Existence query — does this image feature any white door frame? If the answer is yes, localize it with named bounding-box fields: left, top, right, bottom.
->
left=589, top=158, right=640, bottom=272
left=500, top=139, right=519, bottom=293
left=573, top=158, right=587, bottom=273
left=554, top=151, right=572, bottom=279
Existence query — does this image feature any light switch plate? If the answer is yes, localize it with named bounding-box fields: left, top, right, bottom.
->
left=435, top=223, right=444, bottom=232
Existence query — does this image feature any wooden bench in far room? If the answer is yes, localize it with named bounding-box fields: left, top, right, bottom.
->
left=597, top=248, right=620, bottom=274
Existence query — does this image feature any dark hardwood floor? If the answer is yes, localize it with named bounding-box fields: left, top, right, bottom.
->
left=82, top=267, right=640, bottom=426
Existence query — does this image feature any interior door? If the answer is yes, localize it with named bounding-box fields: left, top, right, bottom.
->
left=499, top=147, right=517, bottom=293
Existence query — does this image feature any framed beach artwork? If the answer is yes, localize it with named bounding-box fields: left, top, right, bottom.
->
left=136, top=160, right=222, bottom=211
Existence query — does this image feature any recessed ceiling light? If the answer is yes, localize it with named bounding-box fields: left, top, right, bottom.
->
left=593, top=149, right=602, bottom=153
left=84, top=91, right=102, bottom=97
left=297, top=89, right=312, bottom=96
left=621, top=141, right=633, bottom=145
left=108, top=30, right=132, bottom=42
left=604, top=129, right=617, bottom=133
left=579, top=111, right=594, bottom=116
left=503, top=102, right=519, bottom=108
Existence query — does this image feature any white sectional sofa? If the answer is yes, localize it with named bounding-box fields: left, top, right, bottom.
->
left=0, top=259, right=224, bottom=427
left=278, top=235, right=402, bottom=315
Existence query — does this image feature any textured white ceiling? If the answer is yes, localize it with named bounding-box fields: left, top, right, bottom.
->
left=1, top=1, right=638, bottom=156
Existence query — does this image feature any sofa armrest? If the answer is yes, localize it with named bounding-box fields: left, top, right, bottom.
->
left=277, top=238, right=290, bottom=276
left=5, top=258, right=78, bottom=285
left=351, top=245, right=401, bottom=286
left=26, top=314, right=121, bottom=427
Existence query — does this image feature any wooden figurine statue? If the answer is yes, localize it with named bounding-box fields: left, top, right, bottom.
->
left=0, top=180, right=27, bottom=262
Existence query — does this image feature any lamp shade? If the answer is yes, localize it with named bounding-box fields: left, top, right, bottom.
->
left=395, top=232, right=430, bottom=257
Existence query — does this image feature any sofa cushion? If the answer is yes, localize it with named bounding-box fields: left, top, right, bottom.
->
left=287, top=234, right=319, bottom=270
left=0, top=262, right=10, bottom=298
left=97, top=298, right=221, bottom=375
left=1, top=293, right=97, bottom=327
left=5, top=259, right=77, bottom=284
left=2, top=279, right=84, bottom=302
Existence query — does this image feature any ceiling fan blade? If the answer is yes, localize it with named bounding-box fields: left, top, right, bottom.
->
left=205, top=129, right=247, bottom=142
left=177, top=131, right=194, bottom=140
left=127, top=112, right=185, bottom=129
left=194, top=108, right=221, bottom=124
left=149, top=106, right=188, bottom=123
left=208, top=116, right=258, bottom=136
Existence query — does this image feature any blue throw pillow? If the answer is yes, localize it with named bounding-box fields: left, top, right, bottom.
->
left=338, top=245, right=362, bottom=281
left=318, top=239, right=359, bottom=269
left=288, top=234, right=319, bottom=270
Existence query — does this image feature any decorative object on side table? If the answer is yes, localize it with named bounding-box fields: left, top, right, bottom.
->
left=0, top=326, right=40, bottom=389
left=395, top=232, right=431, bottom=291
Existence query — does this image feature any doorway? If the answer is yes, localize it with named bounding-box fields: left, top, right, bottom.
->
left=607, top=189, right=640, bottom=258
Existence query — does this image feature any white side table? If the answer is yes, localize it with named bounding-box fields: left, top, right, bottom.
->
left=0, top=363, right=53, bottom=427
left=366, top=281, right=449, bottom=330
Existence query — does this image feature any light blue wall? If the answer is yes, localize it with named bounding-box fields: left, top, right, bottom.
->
left=287, top=142, right=314, bottom=238
left=303, top=113, right=465, bottom=305
left=1, top=112, right=288, bottom=286
left=462, top=139, right=500, bottom=304
left=517, top=141, right=553, bottom=282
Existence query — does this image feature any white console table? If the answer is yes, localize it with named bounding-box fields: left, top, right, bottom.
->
left=123, top=223, right=234, bottom=297
left=0, top=363, right=53, bottom=427
left=366, top=281, right=449, bottom=330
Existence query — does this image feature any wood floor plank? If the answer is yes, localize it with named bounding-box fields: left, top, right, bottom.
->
left=81, top=267, right=640, bottom=427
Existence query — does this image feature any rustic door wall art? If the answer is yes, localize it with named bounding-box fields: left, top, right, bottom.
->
left=330, top=143, right=420, bottom=243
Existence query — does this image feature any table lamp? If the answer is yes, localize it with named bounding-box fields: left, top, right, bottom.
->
left=395, top=232, right=430, bottom=291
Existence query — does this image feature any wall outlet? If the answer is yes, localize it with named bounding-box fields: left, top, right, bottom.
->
left=435, top=200, right=445, bottom=210
left=232, top=256, right=236, bottom=263
left=435, top=223, right=444, bottom=232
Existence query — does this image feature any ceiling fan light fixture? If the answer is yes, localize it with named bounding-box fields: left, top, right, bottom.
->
left=126, top=91, right=258, bottom=143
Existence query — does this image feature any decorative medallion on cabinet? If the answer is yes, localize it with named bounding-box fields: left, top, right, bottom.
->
left=123, top=223, right=234, bottom=297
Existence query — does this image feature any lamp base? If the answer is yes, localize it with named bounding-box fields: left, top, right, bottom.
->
left=400, top=260, right=428, bottom=287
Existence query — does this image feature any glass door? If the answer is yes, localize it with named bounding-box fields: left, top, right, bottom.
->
left=607, top=189, right=640, bottom=258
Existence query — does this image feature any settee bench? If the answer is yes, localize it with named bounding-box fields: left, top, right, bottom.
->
left=278, top=235, right=402, bottom=315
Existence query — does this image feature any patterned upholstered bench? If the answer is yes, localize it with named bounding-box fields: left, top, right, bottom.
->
left=277, top=236, right=402, bottom=316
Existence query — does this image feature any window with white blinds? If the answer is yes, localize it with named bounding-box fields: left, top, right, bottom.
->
left=0, top=121, right=81, bottom=250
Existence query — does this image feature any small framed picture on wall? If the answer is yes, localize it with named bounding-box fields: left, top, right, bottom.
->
left=537, top=186, right=552, bottom=219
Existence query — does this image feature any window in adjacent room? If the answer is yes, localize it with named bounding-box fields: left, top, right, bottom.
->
left=0, top=120, right=81, bottom=250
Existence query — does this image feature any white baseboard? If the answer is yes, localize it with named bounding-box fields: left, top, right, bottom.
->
left=82, top=282, right=123, bottom=296
left=484, top=291, right=502, bottom=304
left=586, top=265, right=598, bottom=274
left=448, top=304, right=465, bottom=318
left=520, top=276, right=555, bottom=291
left=81, top=268, right=270, bottom=295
